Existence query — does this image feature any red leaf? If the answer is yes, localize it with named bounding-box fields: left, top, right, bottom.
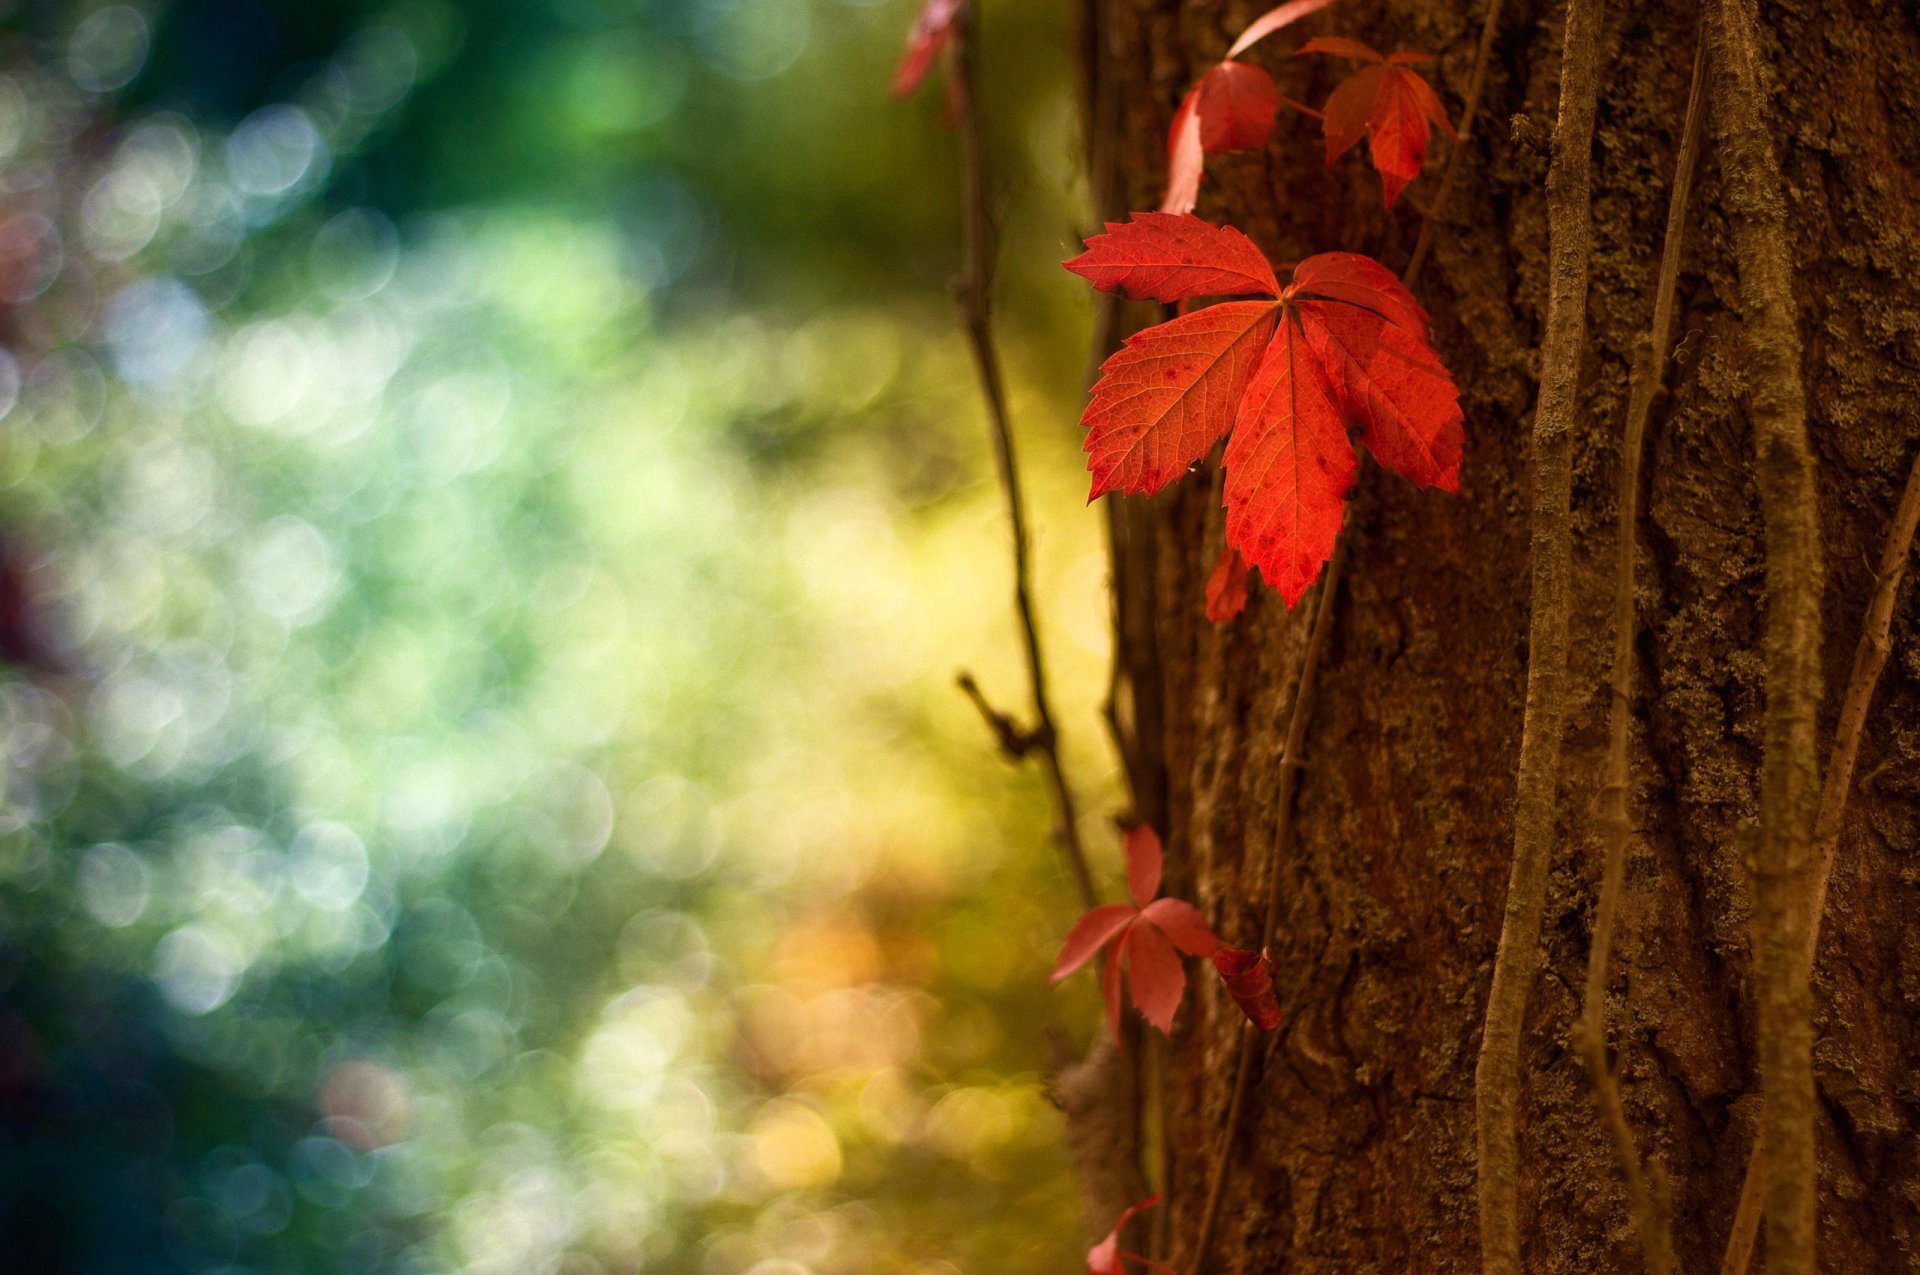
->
left=891, top=0, right=962, bottom=98
left=1052, top=903, right=1139, bottom=981
left=1295, top=299, right=1463, bottom=490
left=1224, top=313, right=1357, bottom=606
left=1290, top=251, right=1431, bottom=337
left=1205, top=545, right=1252, bottom=623
left=1083, top=300, right=1280, bottom=498
left=1225, top=0, right=1341, bottom=58
left=1295, top=34, right=1382, bottom=62
left=1214, top=947, right=1283, bottom=1030
left=1141, top=896, right=1220, bottom=957
left=1066, top=213, right=1281, bottom=303
left=1197, top=60, right=1278, bottom=153
left=1124, top=823, right=1163, bottom=908
left=1126, top=921, right=1186, bottom=1033
left=1087, top=1196, right=1177, bottom=1275
left=1306, top=41, right=1454, bottom=207
left=1161, top=88, right=1204, bottom=214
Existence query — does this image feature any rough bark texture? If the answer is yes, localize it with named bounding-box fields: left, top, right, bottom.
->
left=1085, top=0, right=1920, bottom=1269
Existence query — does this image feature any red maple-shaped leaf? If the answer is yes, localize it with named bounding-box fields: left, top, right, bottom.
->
left=1066, top=214, right=1464, bottom=605
left=1087, top=1194, right=1179, bottom=1275
left=1205, top=545, right=1253, bottom=623
left=1065, top=212, right=1280, bottom=302
left=1197, top=60, right=1279, bottom=152
left=1053, top=825, right=1220, bottom=1037
left=1160, top=0, right=1341, bottom=213
left=1299, top=36, right=1455, bottom=208
left=891, top=0, right=962, bottom=99
left=1214, top=947, right=1283, bottom=1030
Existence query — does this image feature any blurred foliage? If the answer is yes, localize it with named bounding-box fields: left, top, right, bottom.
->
left=0, top=0, right=1125, bottom=1272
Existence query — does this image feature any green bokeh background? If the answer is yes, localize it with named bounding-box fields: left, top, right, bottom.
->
left=0, top=1, right=1127, bottom=1270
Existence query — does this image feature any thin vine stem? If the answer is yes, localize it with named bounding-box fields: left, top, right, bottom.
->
left=1575, top=34, right=1706, bottom=1275
left=1705, top=0, right=1826, bottom=1268
left=1472, top=0, right=1603, bottom=1268
left=1186, top=523, right=1350, bottom=1270
left=1403, top=0, right=1507, bottom=287
left=1718, top=444, right=1920, bottom=1275
left=949, top=1, right=1097, bottom=911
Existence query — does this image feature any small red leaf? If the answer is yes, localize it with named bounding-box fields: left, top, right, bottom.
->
left=1141, top=896, right=1220, bottom=957
left=1083, top=300, right=1280, bottom=499
left=1296, top=34, right=1383, bottom=62
left=1197, top=60, right=1278, bottom=153
left=1161, top=88, right=1204, bottom=214
left=891, top=0, right=962, bottom=98
left=1214, top=946, right=1283, bottom=1030
left=1053, top=903, right=1139, bottom=981
left=1126, top=921, right=1186, bottom=1033
left=1087, top=1195, right=1175, bottom=1275
left=1225, top=0, right=1341, bottom=58
left=1205, top=545, right=1252, bottom=623
left=1066, top=212, right=1281, bottom=303
left=1307, top=43, right=1453, bottom=207
left=1224, top=313, right=1357, bottom=606
left=1124, top=824, right=1163, bottom=908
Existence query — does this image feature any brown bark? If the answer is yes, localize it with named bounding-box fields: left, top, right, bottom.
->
left=1083, top=0, right=1920, bottom=1269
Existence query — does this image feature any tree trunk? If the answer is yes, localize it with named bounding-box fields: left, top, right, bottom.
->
left=1083, top=0, right=1920, bottom=1269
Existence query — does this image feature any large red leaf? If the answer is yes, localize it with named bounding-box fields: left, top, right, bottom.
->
left=1291, top=251, right=1430, bottom=336
left=1224, top=315, right=1357, bottom=605
left=1066, top=212, right=1281, bottom=302
left=1052, top=903, right=1138, bottom=981
left=1140, top=896, right=1220, bottom=957
left=1083, top=300, right=1280, bottom=498
left=1126, top=921, right=1187, bottom=1033
left=1197, top=60, right=1279, bottom=153
left=1296, top=299, right=1463, bottom=490
left=1124, top=824, right=1162, bottom=909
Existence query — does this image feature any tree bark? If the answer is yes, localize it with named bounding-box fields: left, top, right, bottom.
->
left=1084, top=0, right=1920, bottom=1269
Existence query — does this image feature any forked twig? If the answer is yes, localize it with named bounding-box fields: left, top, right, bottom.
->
left=949, top=1, right=1097, bottom=910
left=1575, top=34, right=1706, bottom=1275
left=1473, top=0, right=1603, bottom=1267
left=1719, top=445, right=1920, bottom=1275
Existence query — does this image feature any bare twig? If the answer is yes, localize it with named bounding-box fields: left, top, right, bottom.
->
left=1403, top=0, right=1507, bottom=287
left=1575, top=34, right=1705, bottom=1275
left=1186, top=517, right=1350, bottom=1271
left=1473, top=0, right=1603, bottom=1268
left=949, top=1, right=1097, bottom=911
left=1705, top=2, right=1825, bottom=1270
left=1719, top=446, right=1920, bottom=1275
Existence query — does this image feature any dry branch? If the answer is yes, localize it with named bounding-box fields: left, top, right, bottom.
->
left=1472, top=0, right=1603, bottom=1268
left=1705, top=0, right=1826, bottom=1269
left=1719, top=445, right=1920, bottom=1275
left=1403, top=0, right=1507, bottom=287
left=1574, top=34, right=1706, bottom=1275
left=949, top=1, right=1098, bottom=912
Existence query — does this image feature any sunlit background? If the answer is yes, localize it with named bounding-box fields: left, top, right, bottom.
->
left=0, top=1, right=1126, bottom=1270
